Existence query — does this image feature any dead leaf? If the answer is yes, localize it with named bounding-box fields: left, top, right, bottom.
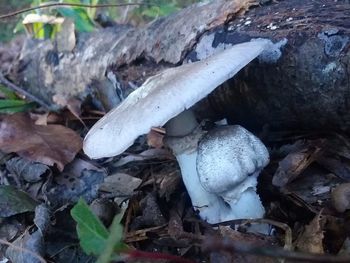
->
left=0, top=218, right=21, bottom=242
left=99, top=172, right=142, bottom=204
left=324, top=215, right=347, bottom=253
left=313, top=134, right=350, bottom=180
left=339, top=238, right=350, bottom=255
left=0, top=113, right=82, bottom=171
left=6, top=157, right=49, bottom=183
left=113, top=148, right=173, bottom=167
left=295, top=212, right=325, bottom=254
left=207, top=226, right=277, bottom=263
left=52, top=94, right=85, bottom=126
left=46, top=158, right=105, bottom=206
left=0, top=185, right=38, bottom=217
left=90, top=199, right=117, bottom=226
left=130, top=193, right=167, bottom=230
left=6, top=205, right=50, bottom=263
left=159, top=170, right=181, bottom=201
left=31, top=112, right=63, bottom=125
left=31, top=112, right=49, bottom=125
left=284, top=167, right=341, bottom=208
left=147, top=128, right=165, bottom=149
left=273, top=140, right=323, bottom=187
left=317, top=156, right=350, bottom=181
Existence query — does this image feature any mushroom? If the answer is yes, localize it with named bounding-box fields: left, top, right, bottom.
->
left=84, top=40, right=270, bottom=224
left=197, top=125, right=269, bottom=222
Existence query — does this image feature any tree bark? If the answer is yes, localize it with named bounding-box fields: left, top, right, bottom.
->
left=192, top=0, right=350, bottom=133
left=9, top=0, right=350, bottom=132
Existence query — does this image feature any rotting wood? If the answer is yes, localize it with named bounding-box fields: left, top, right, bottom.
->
left=10, top=0, right=255, bottom=107
left=192, top=0, right=350, bottom=133
left=9, top=0, right=350, bottom=132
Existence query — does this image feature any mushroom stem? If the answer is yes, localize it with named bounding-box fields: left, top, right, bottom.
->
left=165, top=109, right=230, bottom=223
left=165, top=112, right=269, bottom=227
left=221, top=181, right=265, bottom=221
left=196, top=125, right=270, bottom=231
left=176, top=150, right=229, bottom=222
left=168, top=135, right=267, bottom=226
left=165, top=109, right=198, bottom=137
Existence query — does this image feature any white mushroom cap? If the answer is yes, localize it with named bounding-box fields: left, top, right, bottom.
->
left=22, top=14, right=64, bottom=25
left=84, top=40, right=269, bottom=159
left=197, top=125, right=269, bottom=197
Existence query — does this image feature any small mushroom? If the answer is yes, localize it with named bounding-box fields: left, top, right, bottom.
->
left=22, top=14, right=64, bottom=36
left=84, top=40, right=270, bottom=224
left=197, top=126, right=269, bottom=221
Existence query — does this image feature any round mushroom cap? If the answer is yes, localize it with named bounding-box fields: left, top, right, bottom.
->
left=197, top=125, right=269, bottom=194
left=84, top=40, right=269, bottom=159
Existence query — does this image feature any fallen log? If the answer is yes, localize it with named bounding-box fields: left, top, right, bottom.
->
left=10, top=0, right=254, bottom=108
left=9, top=0, right=350, bottom=132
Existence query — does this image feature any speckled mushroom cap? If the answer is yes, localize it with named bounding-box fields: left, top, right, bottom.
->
left=84, top=40, right=269, bottom=159
left=197, top=125, right=269, bottom=195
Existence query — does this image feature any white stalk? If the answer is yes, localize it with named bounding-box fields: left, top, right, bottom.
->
left=166, top=109, right=230, bottom=223
left=176, top=150, right=230, bottom=223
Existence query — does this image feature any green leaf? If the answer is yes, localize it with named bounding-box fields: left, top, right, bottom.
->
left=0, top=85, right=18, bottom=99
left=0, top=100, right=36, bottom=113
left=32, top=22, right=45, bottom=39
left=57, top=7, right=95, bottom=32
left=158, top=4, right=179, bottom=16
left=141, top=7, right=161, bottom=18
left=31, top=0, right=43, bottom=8
left=96, top=213, right=127, bottom=263
left=89, top=0, right=100, bottom=19
left=0, top=185, right=38, bottom=217
left=142, top=4, right=179, bottom=18
left=71, top=198, right=109, bottom=256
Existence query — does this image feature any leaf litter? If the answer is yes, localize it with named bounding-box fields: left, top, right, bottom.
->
left=3, top=107, right=350, bottom=263
left=2, top=21, right=350, bottom=263
left=0, top=113, right=82, bottom=171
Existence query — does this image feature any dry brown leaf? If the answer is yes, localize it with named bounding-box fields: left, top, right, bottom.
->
left=99, top=172, right=142, bottom=205
left=284, top=167, right=341, bottom=210
left=147, top=128, right=165, bottom=149
left=295, top=212, right=325, bottom=254
left=46, top=158, right=105, bottom=205
left=273, top=140, right=323, bottom=187
left=216, top=226, right=277, bottom=263
left=159, top=170, right=181, bottom=201
left=0, top=113, right=82, bottom=171
left=31, top=112, right=64, bottom=125
left=53, top=94, right=85, bottom=126
left=113, top=148, right=173, bottom=167
left=31, top=112, right=49, bottom=125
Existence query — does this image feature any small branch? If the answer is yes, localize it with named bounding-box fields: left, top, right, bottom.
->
left=0, top=72, right=51, bottom=110
left=202, top=236, right=350, bottom=262
left=215, top=218, right=293, bottom=250
left=126, top=249, right=196, bottom=263
left=0, top=2, right=145, bottom=19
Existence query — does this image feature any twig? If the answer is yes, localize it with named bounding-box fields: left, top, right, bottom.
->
left=125, top=249, right=196, bottom=263
left=0, top=72, right=51, bottom=110
left=202, top=236, right=350, bottom=262
left=218, top=218, right=293, bottom=250
left=0, top=2, right=145, bottom=19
